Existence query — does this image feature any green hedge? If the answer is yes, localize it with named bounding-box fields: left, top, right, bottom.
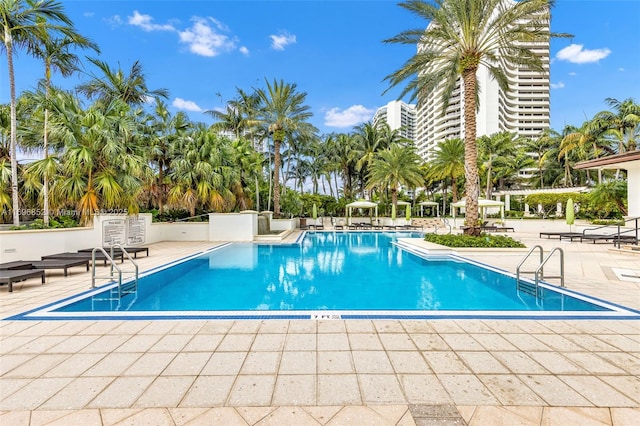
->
left=424, top=233, right=526, bottom=248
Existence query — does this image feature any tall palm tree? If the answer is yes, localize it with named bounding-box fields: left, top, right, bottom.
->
left=430, top=138, right=465, bottom=202
left=330, top=133, right=358, bottom=199
left=366, top=143, right=424, bottom=216
left=1, top=0, right=74, bottom=225
left=46, top=93, right=145, bottom=224
left=168, top=124, right=237, bottom=216
left=524, top=129, right=560, bottom=188
left=559, top=121, right=613, bottom=185
left=254, top=78, right=314, bottom=216
left=384, top=0, right=569, bottom=234
left=592, top=97, right=640, bottom=153
left=353, top=121, right=389, bottom=175
left=478, top=132, right=517, bottom=199
left=146, top=100, right=190, bottom=214
left=78, top=57, right=169, bottom=106
left=31, top=27, right=98, bottom=225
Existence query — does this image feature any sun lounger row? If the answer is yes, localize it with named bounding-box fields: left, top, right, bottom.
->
left=0, top=269, right=45, bottom=293
left=539, top=231, right=638, bottom=245
left=1, top=246, right=149, bottom=293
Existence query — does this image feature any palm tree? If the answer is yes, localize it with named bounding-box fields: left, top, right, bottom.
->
left=430, top=138, right=465, bottom=202
left=366, top=143, right=424, bottom=216
left=478, top=132, right=517, bottom=199
left=78, top=57, right=169, bottom=106
left=353, top=121, right=389, bottom=175
left=384, top=0, right=569, bottom=234
left=1, top=0, right=75, bottom=225
left=559, top=121, right=613, bottom=185
left=524, top=129, right=560, bottom=188
left=146, top=100, right=190, bottom=214
left=592, top=97, right=640, bottom=153
left=168, top=124, right=243, bottom=217
left=30, top=27, right=98, bottom=225
left=254, top=79, right=314, bottom=216
left=45, top=92, right=145, bottom=224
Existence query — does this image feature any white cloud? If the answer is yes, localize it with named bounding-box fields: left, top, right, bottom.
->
left=555, top=44, right=611, bottom=64
left=568, top=72, right=577, bottom=76
left=84, top=11, right=95, bottom=18
left=128, top=10, right=175, bottom=32
left=178, top=17, right=236, bottom=57
left=107, top=15, right=122, bottom=25
left=618, top=67, right=625, bottom=72
left=239, top=46, right=249, bottom=56
left=324, top=105, right=374, bottom=128
left=270, top=31, right=296, bottom=51
left=173, top=98, right=203, bottom=112
left=550, top=81, right=565, bottom=89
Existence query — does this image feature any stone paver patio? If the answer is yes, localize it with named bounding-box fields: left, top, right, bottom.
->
left=1, top=228, right=639, bottom=425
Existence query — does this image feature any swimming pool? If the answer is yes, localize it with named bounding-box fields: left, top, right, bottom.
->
left=13, top=232, right=639, bottom=320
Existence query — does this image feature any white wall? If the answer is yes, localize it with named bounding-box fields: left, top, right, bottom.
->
left=626, top=165, right=639, bottom=218
left=208, top=212, right=257, bottom=241
left=270, top=218, right=297, bottom=231
left=0, top=213, right=209, bottom=263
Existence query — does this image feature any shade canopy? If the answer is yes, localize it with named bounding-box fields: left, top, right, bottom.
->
left=418, top=201, right=440, bottom=217
left=346, top=200, right=378, bottom=225
left=395, top=201, right=410, bottom=206
left=451, top=198, right=505, bottom=225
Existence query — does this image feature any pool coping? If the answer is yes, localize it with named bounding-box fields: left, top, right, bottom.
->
left=5, top=237, right=640, bottom=321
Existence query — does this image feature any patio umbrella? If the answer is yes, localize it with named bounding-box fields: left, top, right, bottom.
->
left=405, top=205, right=411, bottom=222
left=391, top=204, right=396, bottom=222
left=312, top=203, right=318, bottom=223
left=566, top=198, right=574, bottom=231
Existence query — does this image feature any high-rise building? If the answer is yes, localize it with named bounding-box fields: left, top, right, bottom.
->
left=372, top=100, right=417, bottom=142
left=415, top=1, right=550, bottom=161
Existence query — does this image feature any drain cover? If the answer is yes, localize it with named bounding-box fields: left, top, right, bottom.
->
left=310, top=313, right=341, bottom=320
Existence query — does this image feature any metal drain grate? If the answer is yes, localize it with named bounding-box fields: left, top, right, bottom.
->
left=409, top=404, right=467, bottom=425
left=310, top=313, right=342, bottom=320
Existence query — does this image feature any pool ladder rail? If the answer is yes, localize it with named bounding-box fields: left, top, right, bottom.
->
left=91, top=245, right=139, bottom=299
left=516, top=245, right=564, bottom=298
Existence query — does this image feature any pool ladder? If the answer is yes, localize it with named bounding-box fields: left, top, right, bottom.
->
left=91, top=245, right=139, bottom=299
left=516, top=245, right=564, bottom=298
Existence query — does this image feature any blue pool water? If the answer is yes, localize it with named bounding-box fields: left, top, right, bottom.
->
left=54, top=232, right=611, bottom=314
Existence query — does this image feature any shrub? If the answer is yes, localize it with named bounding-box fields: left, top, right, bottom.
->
left=424, top=233, right=526, bottom=248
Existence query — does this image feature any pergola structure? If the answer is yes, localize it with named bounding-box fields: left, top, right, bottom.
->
left=418, top=201, right=439, bottom=217
left=345, top=200, right=378, bottom=225
left=450, top=199, right=505, bottom=227
left=574, top=150, right=640, bottom=218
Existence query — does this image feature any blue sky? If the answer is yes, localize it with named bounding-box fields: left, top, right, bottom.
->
left=2, top=0, right=639, bottom=135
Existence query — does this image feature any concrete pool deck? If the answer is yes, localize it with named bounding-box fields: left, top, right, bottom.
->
left=1, top=230, right=639, bottom=425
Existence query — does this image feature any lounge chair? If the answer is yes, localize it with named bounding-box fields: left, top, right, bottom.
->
left=539, top=231, right=581, bottom=239
left=1, top=259, right=89, bottom=276
left=78, top=247, right=149, bottom=258
left=41, top=251, right=124, bottom=265
left=0, top=269, right=45, bottom=292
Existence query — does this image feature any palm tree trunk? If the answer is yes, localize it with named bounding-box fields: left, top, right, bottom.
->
left=462, top=68, right=480, bottom=235
left=273, top=138, right=282, bottom=215
left=485, top=164, right=492, bottom=199
left=7, top=38, right=20, bottom=226
left=43, top=107, right=50, bottom=226
left=451, top=176, right=458, bottom=203
left=158, top=160, right=165, bottom=214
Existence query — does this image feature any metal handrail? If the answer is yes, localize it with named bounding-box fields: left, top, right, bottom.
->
left=91, top=246, right=139, bottom=299
left=91, top=247, right=121, bottom=289
left=535, top=247, right=564, bottom=288
left=440, top=217, right=452, bottom=234
left=516, top=245, right=544, bottom=281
